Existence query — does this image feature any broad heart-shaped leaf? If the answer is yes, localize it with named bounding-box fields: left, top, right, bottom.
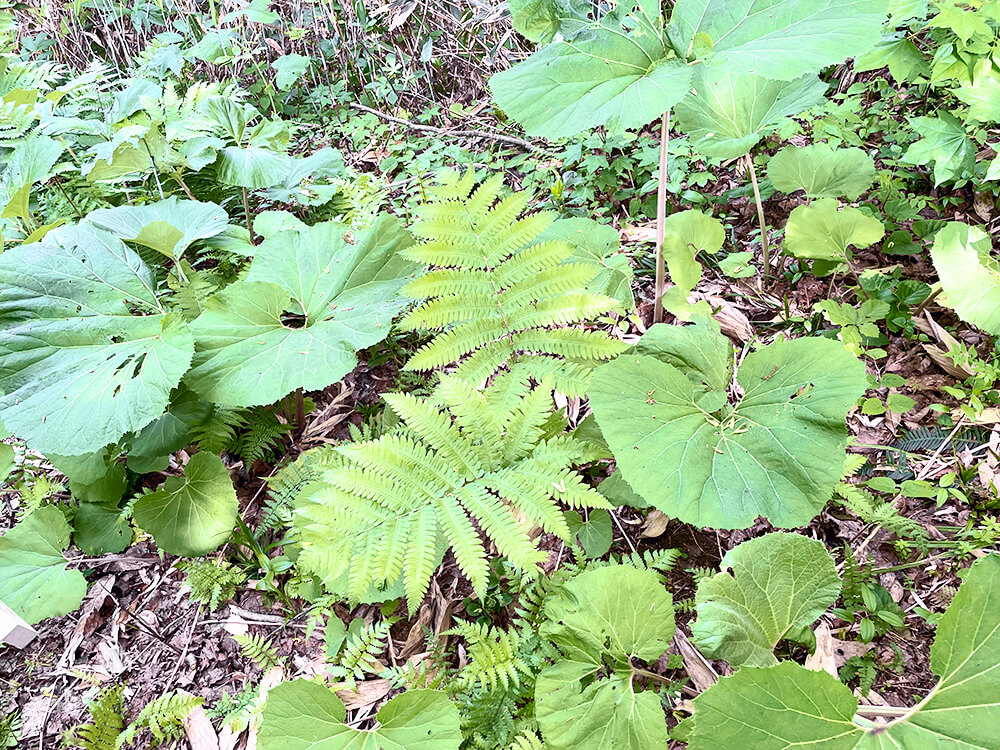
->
left=588, top=321, right=868, bottom=528
left=86, top=197, right=230, bottom=260
left=901, top=112, right=975, bottom=186
left=930, top=222, right=1000, bottom=335
left=660, top=210, right=725, bottom=317
left=0, top=224, right=195, bottom=455
left=667, top=0, right=889, bottom=80
left=0, top=134, right=62, bottom=222
left=185, top=215, right=415, bottom=407
left=259, top=681, right=462, bottom=750
left=536, top=217, right=635, bottom=309
left=691, top=532, right=841, bottom=667
left=674, top=69, right=828, bottom=160
left=535, top=565, right=675, bottom=750
left=132, top=452, right=238, bottom=556
left=0, top=506, right=87, bottom=624
left=489, top=1, right=693, bottom=138
left=508, top=0, right=593, bottom=43
left=689, top=553, right=1000, bottom=749
left=783, top=199, right=885, bottom=263
left=767, top=144, right=877, bottom=200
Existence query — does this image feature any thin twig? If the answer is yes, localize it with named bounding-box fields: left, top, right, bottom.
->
left=348, top=102, right=543, bottom=152
left=744, top=153, right=770, bottom=276
left=653, top=111, right=670, bottom=324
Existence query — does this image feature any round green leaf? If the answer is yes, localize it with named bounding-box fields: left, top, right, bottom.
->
left=86, top=197, right=231, bottom=260
left=0, top=506, right=87, bottom=624
left=674, top=70, right=828, bottom=159
left=0, top=224, right=195, bottom=455
left=589, top=322, right=868, bottom=529
left=489, top=2, right=692, bottom=138
left=259, top=681, right=461, bottom=750
left=784, top=199, right=885, bottom=263
left=692, top=532, right=841, bottom=667
left=133, top=452, right=238, bottom=556
left=767, top=144, right=877, bottom=200
left=667, top=0, right=890, bottom=81
left=929, top=222, right=1000, bottom=335
left=536, top=565, right=675, bottom=750
left=185, top=215, right=416, bottom=407
left=690, top=554, right=1000, bottom=748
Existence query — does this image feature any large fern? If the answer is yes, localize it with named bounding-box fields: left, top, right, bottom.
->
left=66, top=685, right=124, bottom=750
left=398, top=170, right=628, bottom=395
left=293, top=375, right=609, bottom=609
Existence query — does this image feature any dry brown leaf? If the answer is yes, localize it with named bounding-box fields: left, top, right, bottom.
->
left=804, top=623, right=838, bottom=677
left=183, top=705, right=220, bottom=750
left=639, top=510, right=669, bottom=539
left=336, top=679, right=392, bottom=710
left=672, top=630, right=719, bottom=690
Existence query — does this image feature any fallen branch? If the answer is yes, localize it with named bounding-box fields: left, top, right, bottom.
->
left=348, top=102, right=543, bottom=152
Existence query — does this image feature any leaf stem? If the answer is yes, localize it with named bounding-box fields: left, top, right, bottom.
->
left=653, top=110, right=670, bottom=324
left=744, top=153, right=770, bottom=277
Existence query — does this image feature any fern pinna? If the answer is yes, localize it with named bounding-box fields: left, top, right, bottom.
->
left=399, top=170, right=627, bottom=394
left=293, top=374, right=609, bottom=610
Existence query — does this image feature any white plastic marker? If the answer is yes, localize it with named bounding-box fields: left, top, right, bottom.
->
left=0, top=598, right=37, bottom=648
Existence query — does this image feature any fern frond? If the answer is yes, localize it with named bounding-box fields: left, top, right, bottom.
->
left=510, top=731, right=546, bottom=750
left=117, top=692, right=203, bottom=749
left=451, top=621, right=530, bottom=692
left=67, top=685, right=124, bottom=750
left=399, top=171, right=625, bottom=390
left=233, top=633, right=283, bottom=671
left=329, top=619, right=395, bottom=680
left=292, top=378, right=604, bottom=611
left=179, top=558, right=246, bottom=611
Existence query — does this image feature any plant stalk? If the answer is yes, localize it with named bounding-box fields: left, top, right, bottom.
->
left=744, top=153, right=770, bottom=277
left=653, top=111, right=670, bottom=324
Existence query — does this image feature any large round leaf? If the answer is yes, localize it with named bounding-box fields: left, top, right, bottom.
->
left=768, top=144, right=877, bottom=200
left=689, top=553, right=1000, bottom=748
left=0, top=224, right=195, bottom=455
left=784, top=199, right=886, bottom=263
left=132, top=452, right=238, bottom=556
left=692, top=532, right=841, bottom=667
left=0, top=506, right=87, bottom=624
left=259, top=680, right=462, bottom=750
left=929, top=222, right=1000, bottom=335
left=589, top=321, right=868, bottom=528
left=674, top=70, right=828, bottom=159
left=490, top=1, right=692, bottom=138
left=535, top=565, right=675, bottom=750
left=86, top=197, right=231, bottom=260
left=185, top=215, right=416, bottom=407
left=667, top=0, right=889, bottom=81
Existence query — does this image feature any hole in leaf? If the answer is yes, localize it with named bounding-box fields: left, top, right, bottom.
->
left=280, top=311, right=307, bottom=329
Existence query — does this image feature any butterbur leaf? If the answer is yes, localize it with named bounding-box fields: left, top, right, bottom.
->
left=767, top=144, right=877, bottom=200
left=490, top=1, right=692, bottom=138
left=589, top=320, right=868, bottom=528
left=927, top=222, right=1000, bottom=335
left=902, top=112, right=975, bottom=185
left=535, top=565, right=675, bottom=750
left=86, top=197, right=230, bottom=260
left=689, top=554, right=1000, bottom=748
left=74, top=502, right=131, bottom=555
left=784, top=199, right=885, bottom=263
left=674, top=70, right=828, bottom=160
left=659, top=210, right=725, bottom=317
left=854, top=34, right=930, bottom=83
left=692, top=533, right=841, bottom=667
left=133, top=453, right=238, bottom=556
left=0, top=134, right=62, bottom=222
left=259, top=681, right=461, bottom=750
left=186, top=215, right=416, bottom=407
left=271, top=54, right=310, bottom=90
left=667, top=0, right=889, bottom=80
left=508, top=0, right=592, bottom=43
left=0, top=224, right=195, bottom=455
left=0, top=506, right=87, bottom=624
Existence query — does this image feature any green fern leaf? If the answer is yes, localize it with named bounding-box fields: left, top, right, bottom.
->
left=399, top=170, right=627, bottom=394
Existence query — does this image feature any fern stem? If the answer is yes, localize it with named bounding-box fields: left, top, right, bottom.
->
left=653, top=111, right=670, bottom=324
left=744, top=153, right=770, bottom=277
